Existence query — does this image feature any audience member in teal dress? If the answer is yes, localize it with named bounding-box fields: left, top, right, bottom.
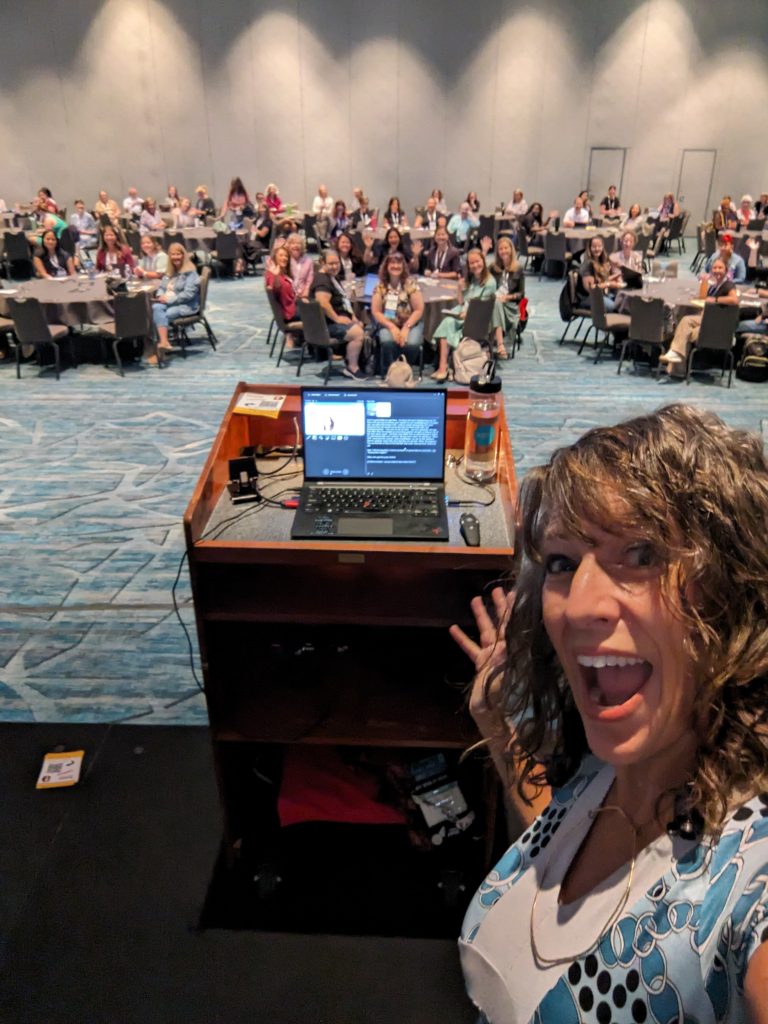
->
left=431, top=248, right=496, bottom=382
left=451, top=405, right=768, bottom=1023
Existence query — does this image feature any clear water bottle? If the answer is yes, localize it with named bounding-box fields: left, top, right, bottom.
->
left=464, top=369, right=502, bottom=482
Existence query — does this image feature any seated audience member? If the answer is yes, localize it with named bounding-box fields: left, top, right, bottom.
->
left=505, top=189, right=529, bottom=218
left=431, top=189, right=448, bottom=214
left=466, top=192, right=481, bottom=214
left=95, top=190, right=120, bottom=225
left=123, top=187, right=144, bottom=220
left=563, top=195, right=591, bottom=228
left=148, top=242, right=200, bottom=363
left=35, top=212, right=67, bottom=243
left=134, top=234, right=168, bottom=280
left=173, top=198, right=197, bottom=229
left=36, top=187, right=58, bottom=212
left=266, top=243, right=299, bottom=347
left=264, top=183, right=284, bottom=215
left=610, top=230, right=643, bottom=275
left=383, top=196, right=408, bottom=229
left=659, top=257, right=737, bottom=376
left=624, top=202, right=646, bottom=232
left=139, top=198, right=165, bottom=235
left=329, top=200, right=352, bottom=239
left=578, top=189, right=592, bottom=212
left=287, top=233, right=314, bottom=299
left=194, top=185, right=216, bottom=217
left=448, top=202, right=480, bottom=246
left=419, top=225, right=461, bottom=278
left=431, top=248, right=497, bottom=382
left=736, top=284, right=768, bottom=337
left=333, top=232, right=365, bottom=282
left=96, top=224, right=135, bottom=276
left=490, top=237, right=524, bottom=359
left=755, top=192, right=768, bottom=217
left=221, top=177, right=251, bottom=217
left=657, top=192, right=681, bottom=222
left=309, top=249, right=367, bottom=379
left=33, top=229, right=75, bottom=279
left=705, top=234, right=746, bottom=283
left=371, top=253, right=424, bottom=372
left=414, top=196, right=440, bottom=232
left=312, top=183, right=334, bottom=240
left=164, top=184, right=181, bottom=210
left=351, top=186, right=365, bottom=209
left=69, top=200, right=98, bottom=254
left=713, top=196, right=739, bottom=231
left=520, top=202, right=550, bottom=238
left=737, top=194, right=756, bottom=227
left=252, top=201, right=273, bottom=249
left=579, top=235, right=622, bottom=310
left=350, top=195, right=376, bottom=230
left=599, top=184, right=622, bottom=222
left=364, top=227, right=415, bottom=272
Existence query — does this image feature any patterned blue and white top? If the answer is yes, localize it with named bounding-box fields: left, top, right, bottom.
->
left=460, top=757, right=768, bottom=1023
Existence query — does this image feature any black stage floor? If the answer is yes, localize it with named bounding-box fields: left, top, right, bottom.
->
left=1, top=723, right=475, bottom=1024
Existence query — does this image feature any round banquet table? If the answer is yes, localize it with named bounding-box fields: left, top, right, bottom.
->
left=614, top=278, right=762, bottom=322
left=0, top=275, right=156, bottom=327
left=535, top=226, right=621, bottom=254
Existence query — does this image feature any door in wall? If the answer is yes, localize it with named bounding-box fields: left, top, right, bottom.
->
left=677, top=149, right=717, bottom=225
left=586, top=148, right=627, bottom=209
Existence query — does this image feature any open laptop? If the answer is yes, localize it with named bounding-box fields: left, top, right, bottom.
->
left=621, top=267, right=644, bottom=289
left=362, top=272, right=380, bottom=301
left=291, top=387, right=450, bottom=541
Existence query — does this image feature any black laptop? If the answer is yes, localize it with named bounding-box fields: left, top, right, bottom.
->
left=291, top=387, right=450, bottom=541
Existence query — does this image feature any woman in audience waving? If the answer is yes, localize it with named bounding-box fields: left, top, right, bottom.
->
left=431, top=247, right=496, bottom=382
left=33, top=229, right=75, bottom=279
left=370, top=252, right=424, bottom=373
left=266, top=244, right=299, bottom=348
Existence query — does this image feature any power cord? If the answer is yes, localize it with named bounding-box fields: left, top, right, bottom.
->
left=447, top=456, right=497, bottom=508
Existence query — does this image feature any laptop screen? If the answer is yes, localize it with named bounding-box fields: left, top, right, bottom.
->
left=301, top=387, right=447, bottom=483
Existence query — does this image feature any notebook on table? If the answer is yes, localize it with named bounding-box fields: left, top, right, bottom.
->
left=291, top=387, right=450, bottom=542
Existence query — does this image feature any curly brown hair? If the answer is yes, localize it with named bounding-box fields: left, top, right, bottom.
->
left=491, top=403, right=768, bottom=833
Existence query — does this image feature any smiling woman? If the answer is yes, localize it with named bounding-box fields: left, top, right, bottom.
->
left=451, top=404, right=768, bottom=1024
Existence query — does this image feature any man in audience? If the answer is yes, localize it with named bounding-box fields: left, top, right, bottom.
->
left=414, top=196, right=440, bottom=232
left=312, top=184, right=334, bottom=241
left=505, top=189, right=528, bottom=217
left=350, top=195, right=375, bottom=230
left=599, top=185, right=622, bottom=222
left=705, top=234, right=746, bottom=283
left=309, top=250, right=367, bottom=380
left=69, top=199, right=98, bottom=254
left=123, top=187, right=144, bottom=221
left=447, top=202, right=479, bottom=246
left=563, top=195, right=591, bottom=227
left=95, top=190, right=120, bottom=225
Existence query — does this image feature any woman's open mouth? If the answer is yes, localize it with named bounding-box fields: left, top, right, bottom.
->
left=576, top=654, right=653, bottom=715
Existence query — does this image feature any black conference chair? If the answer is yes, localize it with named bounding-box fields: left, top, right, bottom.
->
left=295, top=300, right=345, bottom=384
left=579, top=287, right=631, bottom=363
left=686, top=304, right=740, bottom=388
left=96, top=291, right=154, bottom=375
left=265, top=288, right=304, bottom=366
left=617, top=297, right=666, bottom=376
left=8, top=297, right=74, bottom=379
left=3, top=232, right=34, bottom=280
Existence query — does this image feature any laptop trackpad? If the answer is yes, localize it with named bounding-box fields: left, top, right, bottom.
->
left=337, top=517, right=394, bottom=536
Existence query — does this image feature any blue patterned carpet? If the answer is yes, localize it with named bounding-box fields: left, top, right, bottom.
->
left=2, top=266, right=765, bottom=724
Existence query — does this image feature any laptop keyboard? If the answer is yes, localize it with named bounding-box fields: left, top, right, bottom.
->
left=303, top=486, right=442, bottom=516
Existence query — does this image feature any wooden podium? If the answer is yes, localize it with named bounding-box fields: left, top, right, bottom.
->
left=184, top=383, right=517, bottom=932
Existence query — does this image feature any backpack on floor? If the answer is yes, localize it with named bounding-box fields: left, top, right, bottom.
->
left=452, top=339, right=487, bottom=385
left=736, top=335, right=768, bottom=382
left=384, top=355, right=415, bottom=388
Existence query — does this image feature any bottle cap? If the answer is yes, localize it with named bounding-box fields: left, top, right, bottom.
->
left=469, top=371, right=501, bottom=394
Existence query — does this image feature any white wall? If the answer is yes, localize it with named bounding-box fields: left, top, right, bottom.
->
left=1, top=0, right=767, bottom=220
